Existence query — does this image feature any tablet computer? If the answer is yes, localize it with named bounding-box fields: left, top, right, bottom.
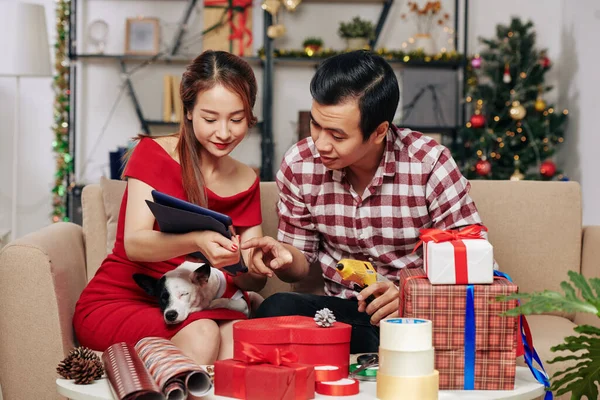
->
left=145, top=190, right=247, bottom=276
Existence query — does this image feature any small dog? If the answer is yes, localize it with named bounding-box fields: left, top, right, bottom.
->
left=133, top=261, right=249, bottom=324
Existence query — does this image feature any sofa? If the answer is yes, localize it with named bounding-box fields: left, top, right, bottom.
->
left=0, top=178, right=597, bottom=400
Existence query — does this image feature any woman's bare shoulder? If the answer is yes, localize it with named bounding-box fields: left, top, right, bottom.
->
left=152, top=135, right=180, bottom=161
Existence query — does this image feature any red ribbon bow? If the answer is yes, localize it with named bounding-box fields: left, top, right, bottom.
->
left=239, top=342, right=298, bottom=366
left=413, top=225, right=488, bottom=284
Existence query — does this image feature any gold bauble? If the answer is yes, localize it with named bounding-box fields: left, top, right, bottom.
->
left=282, top=0, right=301, bottom=11
left=261, top=0, right=281, bottom=15
left=535, top=97, right=546, bottom=112
left=510, top=168, right=525, bottom=181
left=267, top=24, right=286, bottom=39
left=509, top=101, right=527, bottom=120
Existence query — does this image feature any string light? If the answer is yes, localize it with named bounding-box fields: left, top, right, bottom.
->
left=494, top=116, right=500, bottom=122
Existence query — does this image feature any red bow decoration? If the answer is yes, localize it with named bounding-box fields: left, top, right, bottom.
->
left=413, top=224, right=487, bottom=252
left=239, top=342, right=298, bottom=366
left=413, top=225, right=488, bottom=285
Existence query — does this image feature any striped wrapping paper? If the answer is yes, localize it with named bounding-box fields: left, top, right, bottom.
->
left=135, top=337, right=212, bottom=398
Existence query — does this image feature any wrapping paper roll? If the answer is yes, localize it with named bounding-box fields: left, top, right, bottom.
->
left=315, top=378, right=360, bottom=396
left=377, top=370, right=439, bottom=400
left=379, top=318, right=432, bottom=351
left=378, top=347, right=435, bottom=377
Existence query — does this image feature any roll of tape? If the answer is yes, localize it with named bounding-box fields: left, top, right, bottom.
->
left=379, top=318, right=432, bottom=351
left=378, top=347, right=434, bottom=377
left=376, top=370, right=439, bottom=400
left=315, top=378, right=360, bottom=396
left=314, top=365, right=345, bottom=382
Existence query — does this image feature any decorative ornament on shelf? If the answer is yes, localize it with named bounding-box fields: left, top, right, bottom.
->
left=509, top=100, right=527, bottom=120
left=302, top=37, right=323, bottom=56
left=52, top=0, right=73, bottom=222
left=401, top=1, right=449, bottom=55
left=540, top=160, right=557, bottom=178
left=471, top=54, right=481, bottom=69
left=282, top=0, right=301, bottom=12
left=503, top=62, right=512, bottom=83
left=475, top=157, right=492, bottom=176
left=314, top=308, right=336, bottom=328
left=87, top=19, right=109, bottom=54
left=57, top=346, right=104, bottom=385
left=338, top=16, right=374, bottom=50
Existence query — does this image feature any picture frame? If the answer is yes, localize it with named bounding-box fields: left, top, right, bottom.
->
left=125, top=17, right=160, bottom=55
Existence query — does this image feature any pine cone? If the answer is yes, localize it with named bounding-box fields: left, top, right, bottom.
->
left=56, top=357, right=75, bottom=379
left=57, top=346, right=103, bottom=381
left=314, top=308, right=336, bottom=328
left=70, top=358, right=104, bottom=385
left=69, top=346, right=100, bottom=362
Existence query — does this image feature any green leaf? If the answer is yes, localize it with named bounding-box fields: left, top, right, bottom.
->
left=569, top=270, right=598, bottom=303
left=546, top=326, right=600, bottom=398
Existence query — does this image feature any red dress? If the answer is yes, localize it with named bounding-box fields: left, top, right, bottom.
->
left=73, top=138, right=262, bottom=351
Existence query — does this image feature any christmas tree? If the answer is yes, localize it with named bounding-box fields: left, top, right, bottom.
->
left=455, top=18, right=569, bottom=181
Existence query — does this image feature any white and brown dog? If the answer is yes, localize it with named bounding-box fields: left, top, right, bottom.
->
left=133, top=261, right=249, bottom=324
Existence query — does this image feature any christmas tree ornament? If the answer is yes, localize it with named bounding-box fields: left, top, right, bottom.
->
left=510, top=168, right=525, bottom=181
left=261, top=0, right=281, bottom=15
left=282, top=0, right=301, bottom=12
left=540, top=160, right=556, bottom=177
left=539, top=55, right=551, bottom=69
left=509, top=101, right=527, bottom=120
left=314, top=308, right=336, bottom=328
left=470, top=113, right=485, bottom=129
left=475, top=158, right=492, bottom=176
left=535, top=95, right=546, bottom=112
left=471, top=55, right=481, bottom=69
left=503, top=63, right=511, bottom=84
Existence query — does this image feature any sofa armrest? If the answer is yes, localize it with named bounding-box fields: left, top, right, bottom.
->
left=0, top=222, right=86, bottom=400
left=574, top=225, right=600, bottom=327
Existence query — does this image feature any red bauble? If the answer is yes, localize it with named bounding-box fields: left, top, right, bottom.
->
left=475, top=159, right=492, bottom=176
left=540, top=160, right=556, bottom=177
left=470, top=114, right=486, bottom=129
left=540, top=56, right=551, bottom=68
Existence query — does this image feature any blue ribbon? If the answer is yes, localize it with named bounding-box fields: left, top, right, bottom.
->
left=493, top=270, right=553, bottom=399
left=464, top=284, right=476, bottom=389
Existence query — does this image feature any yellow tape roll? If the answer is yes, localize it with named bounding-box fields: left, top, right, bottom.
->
left=376, top=370, right=439, bottom=400
left=378, top=347, right=435, bottom=377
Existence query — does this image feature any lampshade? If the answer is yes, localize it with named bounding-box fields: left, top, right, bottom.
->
left=0, top=2, right=51, bottom=77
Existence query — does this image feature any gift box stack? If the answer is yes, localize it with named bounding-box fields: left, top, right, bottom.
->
left=401, top=225, right=519, bottom=390
left=214, top=315, right=354, bottom=399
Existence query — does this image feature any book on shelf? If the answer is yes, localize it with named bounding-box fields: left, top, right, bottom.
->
left=102, top=337, right=212, bottom=400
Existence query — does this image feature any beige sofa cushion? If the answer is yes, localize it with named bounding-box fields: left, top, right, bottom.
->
left=100, top=177, right=126, bottom=255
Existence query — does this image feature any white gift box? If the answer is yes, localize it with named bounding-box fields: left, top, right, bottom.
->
left=424, top=239, right=494, bottom=285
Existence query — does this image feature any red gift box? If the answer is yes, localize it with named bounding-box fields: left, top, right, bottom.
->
left=233, top=316, right=351, bottom=374
left=214, top=344, right=315, bottom=400
left=399, top=267, right=518, bottom=390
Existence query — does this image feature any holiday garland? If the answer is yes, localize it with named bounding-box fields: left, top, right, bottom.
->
left=52, top=0, right=73, bottom=222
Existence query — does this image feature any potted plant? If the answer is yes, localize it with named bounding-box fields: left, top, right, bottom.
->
left=338, top=16, right=375, bottom=50
left=302, top=37, right=324, bottom=56
left=502, top=271, right=600, bottom=399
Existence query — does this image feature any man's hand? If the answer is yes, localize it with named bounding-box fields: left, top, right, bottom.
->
left=241, top=236, right=294, bottom=278
left=357, top=281, right=399, bottom=326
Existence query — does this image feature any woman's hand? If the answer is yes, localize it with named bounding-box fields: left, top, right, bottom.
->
left=190, top=231, right=240, bottom=269
left=357, top=281, right=399, bottom=326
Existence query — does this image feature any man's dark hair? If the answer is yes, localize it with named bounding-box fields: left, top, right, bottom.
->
left=310, top=50, right=400, bottom=140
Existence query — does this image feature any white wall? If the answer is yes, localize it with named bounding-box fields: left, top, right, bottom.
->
left=1, top=0, right=598, bottom=238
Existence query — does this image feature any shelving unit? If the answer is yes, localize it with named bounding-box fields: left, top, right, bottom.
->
left=65, top=0, right=469, bottom=219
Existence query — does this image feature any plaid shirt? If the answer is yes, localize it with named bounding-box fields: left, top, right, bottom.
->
left=276, top=126, right=484, bottom=298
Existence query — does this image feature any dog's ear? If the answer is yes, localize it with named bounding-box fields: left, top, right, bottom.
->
left=191, top=263, right=211, bottom=285
left=133, top=273, right=159, bottom=297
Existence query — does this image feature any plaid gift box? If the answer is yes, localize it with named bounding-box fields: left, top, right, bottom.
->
left=399, top=267, right=519, bottom=390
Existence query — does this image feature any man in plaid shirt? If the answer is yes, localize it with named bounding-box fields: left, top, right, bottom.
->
left=242, top=50, right=485, bottom=353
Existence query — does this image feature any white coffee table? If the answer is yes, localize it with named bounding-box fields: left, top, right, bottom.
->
left=57, top=366, right=545, bottom=400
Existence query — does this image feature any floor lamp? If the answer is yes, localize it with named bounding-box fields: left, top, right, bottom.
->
left=0, top=2, right=52, bottom=241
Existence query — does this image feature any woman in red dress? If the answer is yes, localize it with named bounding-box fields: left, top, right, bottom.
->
left=73, top=51, right=267, bottom=365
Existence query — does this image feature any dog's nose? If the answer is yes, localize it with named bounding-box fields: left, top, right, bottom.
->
left=165, top=310, right=178, bottom=322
